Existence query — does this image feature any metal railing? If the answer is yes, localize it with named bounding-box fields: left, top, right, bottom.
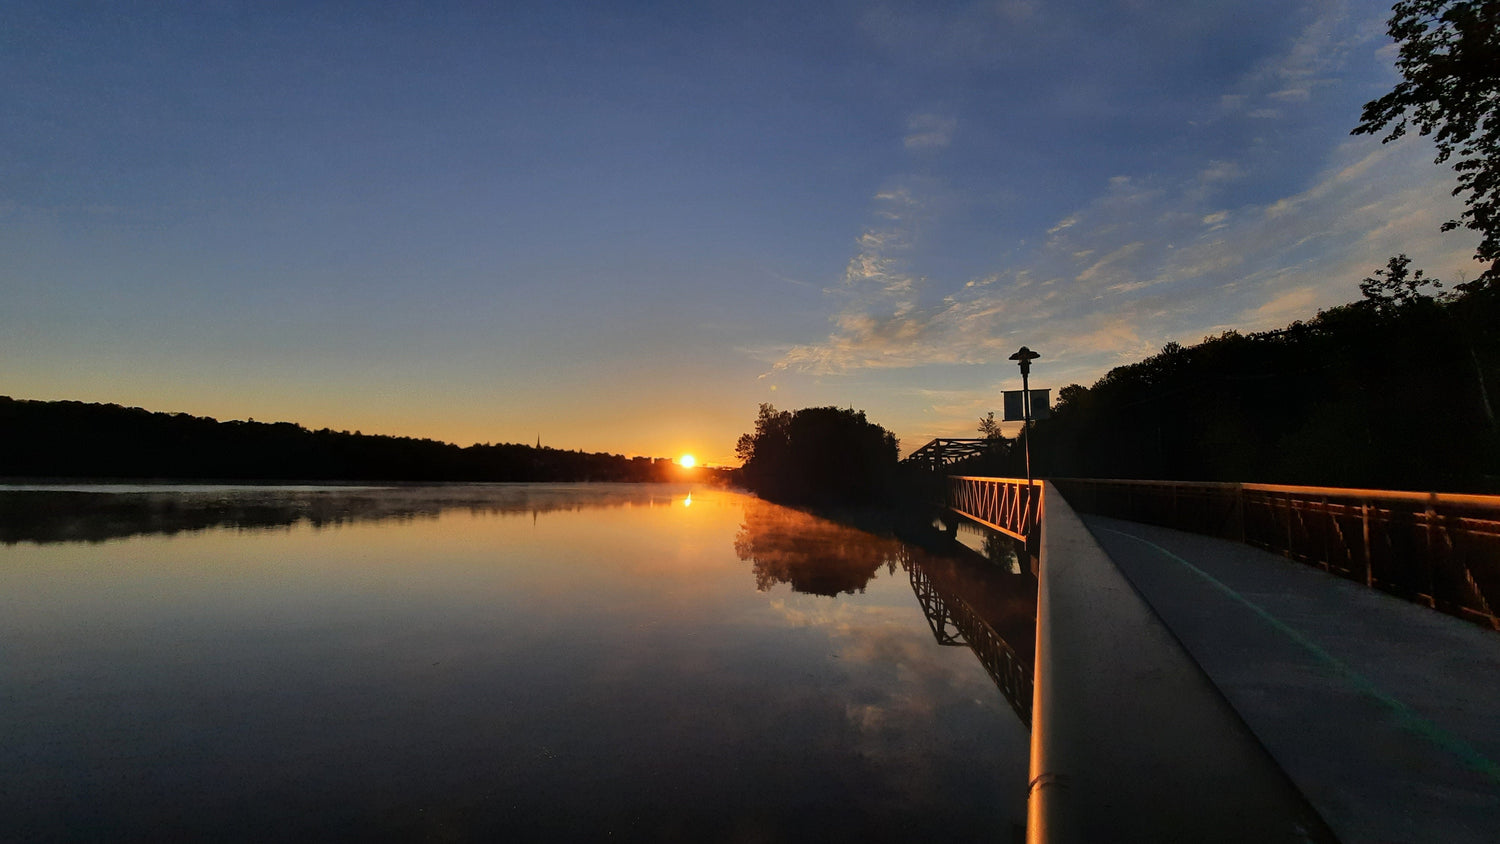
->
left=1027, top=482, right=1337, bottom=843
left=1052, top=478, right=1500, bottom=631
left=948, top=475, right=1041, bottom=541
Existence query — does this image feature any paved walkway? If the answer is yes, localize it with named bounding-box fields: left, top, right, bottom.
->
left=1082, top=515, right=1500, bottom=844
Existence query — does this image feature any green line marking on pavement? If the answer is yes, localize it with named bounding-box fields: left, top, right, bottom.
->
left=1095, top=523, right=1500, bottom=785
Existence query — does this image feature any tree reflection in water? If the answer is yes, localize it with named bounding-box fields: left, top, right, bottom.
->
left=733, top=498, right=903, bottom=596
left=0, top=483, right=689, bottom=545
left=733, top=498, right=1040, bottom=728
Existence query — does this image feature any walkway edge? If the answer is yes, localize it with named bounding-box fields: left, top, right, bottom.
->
left=1027, top=482, right=1335, bottom=843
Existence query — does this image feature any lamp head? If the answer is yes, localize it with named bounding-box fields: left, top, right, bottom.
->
left=1009, top=345, right=1040, bottom=376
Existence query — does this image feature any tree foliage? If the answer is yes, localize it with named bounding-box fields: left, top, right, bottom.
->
left=1360, top=253, right=1444, bottom=310
left=735, top=404, right=900, bottom=505
left=1354, top=0, right=1500, bottom=280
left=0, top=398, right=702, bottom=483
left=978, top=411, right=1005, bottom=440
left=1006, top=261, right=1500, bottom=492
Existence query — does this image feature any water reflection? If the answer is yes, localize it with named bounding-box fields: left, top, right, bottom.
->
left=0, top=485, right=1032, bottom=841
left=900, top=533, right=1038, bottom=728
left=950, top=519, right=1027, bottom=574
left=731, top=499, right=1038, bottom=728
left=0, top=483, right=693, bottom=545
left=733, top=498, right=903, bottom=596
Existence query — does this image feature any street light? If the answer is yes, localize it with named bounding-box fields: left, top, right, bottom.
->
left=1008, top=346, right=1041, bottom=489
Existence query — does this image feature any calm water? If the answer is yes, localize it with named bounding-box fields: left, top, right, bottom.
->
left=0, top=484, right=1035, bottom=842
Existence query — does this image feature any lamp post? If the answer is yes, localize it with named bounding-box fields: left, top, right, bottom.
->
left=1008, top=346, right=1041, bottom=488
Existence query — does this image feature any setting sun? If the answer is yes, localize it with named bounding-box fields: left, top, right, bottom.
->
left=679, top=454, right=696, bottom=468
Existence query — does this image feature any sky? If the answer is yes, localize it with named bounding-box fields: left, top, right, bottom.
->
left=1, top=0, right=1483, bottom=466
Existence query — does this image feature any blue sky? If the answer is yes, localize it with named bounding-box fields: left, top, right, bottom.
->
left=1, top=0, right=1480, bottom=464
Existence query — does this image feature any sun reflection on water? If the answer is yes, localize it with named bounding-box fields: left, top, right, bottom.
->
left=0, top=483, right=1031, bottom=840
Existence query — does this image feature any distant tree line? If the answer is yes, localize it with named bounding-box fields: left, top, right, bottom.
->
left=0, top=397, right=711, bottom=484
left=961, top=265, right=1500, bottom=492
left=734, top=404, right=901, bottom=505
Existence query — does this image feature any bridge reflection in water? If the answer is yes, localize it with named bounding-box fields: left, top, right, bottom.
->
left=902, top=531, right=1037, bottom=727
left=732, top=497, right=1040, bottom=729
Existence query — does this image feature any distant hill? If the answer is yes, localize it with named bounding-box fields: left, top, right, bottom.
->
left=0, top=397, right=704, bottom=484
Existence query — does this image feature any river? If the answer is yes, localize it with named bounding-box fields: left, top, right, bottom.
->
left=0, top=483, right=1035, bottom=842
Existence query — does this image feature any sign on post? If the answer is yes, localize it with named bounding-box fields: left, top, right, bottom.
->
left=1003, top=389, right=1050, bottom=422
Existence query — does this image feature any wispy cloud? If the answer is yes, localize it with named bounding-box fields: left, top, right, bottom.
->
left=1246, top=286, right=1320, bottom=323
left=774, top=133, right=1475, bottom=399
left=1047, top=215, right=1078, bottom=235
left=903, top=113, right=957, bottom=150
left=1076, top=241, right=1145, bottom=284
left=1215, top=0, right=1378, bottom=121
left=760, top=0, right=1482, bottom=448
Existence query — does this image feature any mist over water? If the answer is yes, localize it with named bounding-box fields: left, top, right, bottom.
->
left=1, top=484, right=1034, bottom=842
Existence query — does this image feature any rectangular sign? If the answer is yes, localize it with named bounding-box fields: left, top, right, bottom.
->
left=1003, top=390, right=1026, bottom=421
left=1032, top=389, right=1050, bottom=420
left=1003, top=389, right=1050, bottom=422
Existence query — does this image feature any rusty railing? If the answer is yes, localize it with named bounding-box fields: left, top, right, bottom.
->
left=948, top=475, right=1041, bottom=541
left=1051, top=478, right=1500, bottom=631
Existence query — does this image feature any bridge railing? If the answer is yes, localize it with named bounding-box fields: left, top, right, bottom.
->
left=1051, top=478, right=1500, bottom=631
left=902, top=437, right=1004, bottom=471
left=947, top=475, right=1040, bottom=541
left=1028, top=481, right=1335, bottom=842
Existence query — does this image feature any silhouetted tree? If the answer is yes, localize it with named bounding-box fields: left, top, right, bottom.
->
left=1354, top=0, right=1500, bottom=282
left=735, top=403, right=791, bottom=497
left=735, top=404, right=899, bottom=505
left=1360, top=253, right=1443, bottom=310
left=978, top=411, right=1004, bottom=440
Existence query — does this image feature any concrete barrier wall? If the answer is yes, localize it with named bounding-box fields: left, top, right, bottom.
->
left=1027, top=482, right=1334, bottom=843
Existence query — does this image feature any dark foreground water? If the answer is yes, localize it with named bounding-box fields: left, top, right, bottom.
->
left=0, top=484, right=1035, bottom=842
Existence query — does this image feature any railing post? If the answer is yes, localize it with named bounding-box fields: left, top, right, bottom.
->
left=1284, top=493, right=1294, bottom=555
left=1426, top=495, right=1440, bottom=612
left=1362, top=503, right=1373, bottom=588
left=1319, top=496, right=1332, bottom=573
left=1234, top=483, right=1246, bottom=544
